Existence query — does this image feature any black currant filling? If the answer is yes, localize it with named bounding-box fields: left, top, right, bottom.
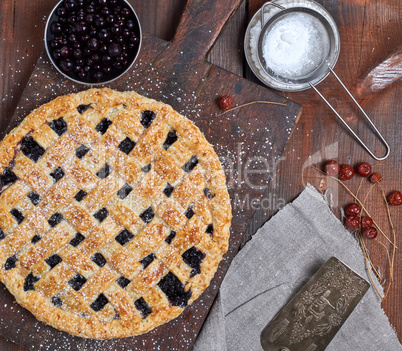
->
left=165, top=230, right=176, bottom=244
left=157, top=272, right=191, bottom=308
left=184, top=204, right=195, bottom=219
left=24, top=273, right=40, bottom=292
left=140, top=253, right=156, bottom=269
left=163, top=130, right=178, bottom=150
left=163, top=183, right=174, bottom=197
left=20, top=136, right=45, bottom=163
left=117, top=183, right=133, bottom=199
left=28, top=191, right=41, bottom=206
left=91, top=253, right=107, bottom=267
left=69, top=232, right=85, bottom=247
left=182, top=247, right=205, bottom=277
left=141, top=164, right=151, bottom=173
left=95, top=118, right=113, bottom=134
left=5, top=255, right=18, bottom=270
left=46, top=0, right=141, bottom=83
left=75, top=144, right=90, bottom=159
left=96, top=163, right=112, bottom=179
left=77, top=103, right=91, bottom=114
left=134, top=297, right=152, bottom=318
left=93, top=207, right=109, bottom=222
left=52, top=295, right=63, bottom=307
left=118, top=137, right=136, bottom=154
left=10, top=208, right=24, bottom=224
left=50, top=167, right=65, bottom=182
left=0, top=168, right=18, bottom=189
left=139, top=206, right=154, bottom=224
left=0, top=229, right=5, bottom=241
left=114, top=310, right=121, bottom=320
left=115, top=228, right=134, bottom=246
left=91, top=293, right=109, bottom=312
left=204, top=187, right=215, bottom=199
left=49, top=117, right=68, bottom=136
left=140, top=110, right=156, bottom=128
left=31, top=234, right=42, bottom=244
left=48, top=212, right=64, bottom=227
left=45, top=254, right=63, bottom=269
left=68, top=273, right=87, bottom=291
left=183, top=156, right=198, bottom=173
left=74, top=190, right=87, bottom=202
left=116, top=276, right=131, bottom=289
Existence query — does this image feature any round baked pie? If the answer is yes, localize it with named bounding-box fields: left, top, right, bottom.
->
left=0, top=88, right=231, bottom=339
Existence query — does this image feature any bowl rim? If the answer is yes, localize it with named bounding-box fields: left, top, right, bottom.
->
left=44, top=0, right=142, bottom=85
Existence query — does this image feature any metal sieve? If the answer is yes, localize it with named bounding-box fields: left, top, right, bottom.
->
left=250, top=0, right=390, bottom=160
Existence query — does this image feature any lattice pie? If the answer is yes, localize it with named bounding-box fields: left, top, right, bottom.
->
left=0, top=88, right=231, bottom=339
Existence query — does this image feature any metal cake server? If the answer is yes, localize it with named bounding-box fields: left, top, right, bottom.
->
left=260, top=257, right=370, bottom=351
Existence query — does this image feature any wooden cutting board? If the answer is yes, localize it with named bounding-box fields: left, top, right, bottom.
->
left=0, top=0, right=302, bottom=349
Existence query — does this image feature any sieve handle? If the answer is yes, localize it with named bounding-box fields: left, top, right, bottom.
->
left=309, top=67, right=390, bottom=160
left=261, top=1, right=286, bottom=29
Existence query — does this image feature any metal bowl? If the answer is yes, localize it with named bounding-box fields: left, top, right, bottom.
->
left=244, top=0, right=340, bottom=92
left=44, top=0, right=142, bottom=85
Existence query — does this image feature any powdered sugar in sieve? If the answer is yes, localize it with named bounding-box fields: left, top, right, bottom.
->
left=261, top=12, right=330, bottom=79
left=246, top=1, right=389, bottom=160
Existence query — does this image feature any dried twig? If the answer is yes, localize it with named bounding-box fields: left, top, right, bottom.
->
left=356, top=177, right=364, bottom=202
left=362, top=182, right=377, bottom=205
left=360, top=235, right=382, bottom=280
left=313, top=166, right=396, bottom=247
left=359, top=233, right=385, bottom=300
left=216, top=101, right=287, bottom=116
left=379, top=183, right=397, bottom=300
left=312, top=165, right=398, bottom=301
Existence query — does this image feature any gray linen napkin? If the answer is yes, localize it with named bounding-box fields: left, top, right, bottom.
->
left=193, top=184, right=401, bottom=351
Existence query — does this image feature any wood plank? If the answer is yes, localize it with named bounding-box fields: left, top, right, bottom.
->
left=131, top=0, right=187, bottom=41
left=0, top=0, right=301, bottom=350
left=244, top=0, right=402, bottom=343
left=0, top=0, right=58, bottom=133
left=207, top=0, right=247, bottom=76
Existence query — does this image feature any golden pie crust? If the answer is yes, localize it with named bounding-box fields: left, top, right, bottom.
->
left=0, top=88, right=231, bottom=339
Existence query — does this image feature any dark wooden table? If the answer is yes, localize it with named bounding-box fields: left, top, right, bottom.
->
left=1, top=0, right=401, bottom=350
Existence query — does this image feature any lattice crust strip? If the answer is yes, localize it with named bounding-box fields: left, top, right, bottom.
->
left=0, top=88, right=231, bottom=339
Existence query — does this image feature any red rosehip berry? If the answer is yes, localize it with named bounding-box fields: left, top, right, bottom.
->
left=218, top=95, right=233, bottom=110
left=345, top=215, right=360, bottom=230
left=345, top=203, right=361, bottom=216
left=339, top=165, right=355, bottom=181
left=363, top=226, right=377, bottom=239
left=369, top=172, right=382, bottom=183
left=361, top=216, right=373, bottom=228
left=356, top=162, right=372, bottom=177
left=324, top=160, right=340, bottom=176
left=387, top=191, right=402, bottom=206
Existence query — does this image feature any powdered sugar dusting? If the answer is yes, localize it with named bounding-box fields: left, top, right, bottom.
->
left=261, top=12, right=329, bottom=78
left=1, top=22, right=298, bottom=348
